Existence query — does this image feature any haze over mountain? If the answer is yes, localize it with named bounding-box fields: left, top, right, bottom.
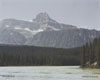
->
left=0, top=0, right=100, bottom=30
left=0, top=12, right=100, bottom=48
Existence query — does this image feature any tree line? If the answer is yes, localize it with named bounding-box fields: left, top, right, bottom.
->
left=81, top=38, right=100, bottom=68
left=0, top=45, right=81, bottom=66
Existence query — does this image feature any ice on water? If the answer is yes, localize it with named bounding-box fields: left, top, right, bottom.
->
left=0, top=66, right=100, bottom=80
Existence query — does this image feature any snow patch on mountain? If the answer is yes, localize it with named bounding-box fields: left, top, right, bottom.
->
left=15, top=27, right=22, bottom=30
left=5, top=25, right=10, bottom=28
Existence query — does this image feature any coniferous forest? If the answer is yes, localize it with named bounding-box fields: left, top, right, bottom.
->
left=0, top=45, right=81, bottom=66
left=81, top=38, right=100, bottom=68
left=0, top=38, right=100, bottom=67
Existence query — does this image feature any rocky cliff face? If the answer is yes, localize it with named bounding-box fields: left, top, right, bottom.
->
left=0, top=29, right=26, bottom=45
left=28, top=29, right=100, bottom=48
left=0, top=12, right=100, bottom=48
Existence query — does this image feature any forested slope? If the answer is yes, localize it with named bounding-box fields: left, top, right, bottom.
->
left=0, top=45, right=81, bottom=66
left=81, top=38, right=100, bottom=68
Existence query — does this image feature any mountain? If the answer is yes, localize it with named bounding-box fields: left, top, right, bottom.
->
left=28, top=29, right=100, bottom=48
left=0, top=19, right=41, bottom=38
left=0, top=29, right=26, bottom=45
left=0, top=12, right=100, bottom=48
left=32, top=12, right=77, bottom=31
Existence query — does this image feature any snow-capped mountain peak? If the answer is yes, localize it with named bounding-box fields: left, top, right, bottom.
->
left=32, top=12, right=77, bottom=31
left=0, top=13, right=100, bottom=48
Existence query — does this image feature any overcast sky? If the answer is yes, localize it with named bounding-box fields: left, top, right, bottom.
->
left=0, top=0, right=100, bottom=30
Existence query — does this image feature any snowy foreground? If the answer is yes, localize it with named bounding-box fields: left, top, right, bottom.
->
left=0, top=66, right=100, bottom=80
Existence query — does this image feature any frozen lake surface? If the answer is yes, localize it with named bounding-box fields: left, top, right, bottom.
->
left=0, top=66, right=100, bottom=80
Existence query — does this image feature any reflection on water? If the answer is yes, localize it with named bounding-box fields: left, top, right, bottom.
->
left=0, top=66, right=100, bottom=80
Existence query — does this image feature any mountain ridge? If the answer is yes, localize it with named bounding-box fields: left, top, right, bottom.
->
left=0, top=12, right=100, bottom=48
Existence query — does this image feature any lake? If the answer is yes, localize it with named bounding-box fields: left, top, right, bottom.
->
left=0, top=66, right=100, bottom=80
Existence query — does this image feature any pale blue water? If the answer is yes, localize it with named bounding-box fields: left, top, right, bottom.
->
left=0, top=66, right=100, bottom=80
